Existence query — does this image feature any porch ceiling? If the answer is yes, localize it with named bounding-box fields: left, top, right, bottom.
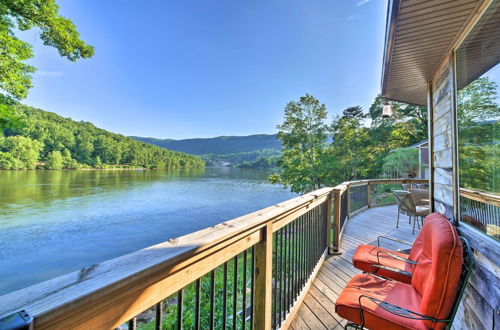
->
left=381, top=0, right=483, bottom=106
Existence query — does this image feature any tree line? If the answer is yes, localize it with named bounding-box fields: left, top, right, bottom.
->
left=272, top=76, right=498, bottom=194
left=270, top=94, right=428, bottom=193
left=0, top=99, right=204, bottom=170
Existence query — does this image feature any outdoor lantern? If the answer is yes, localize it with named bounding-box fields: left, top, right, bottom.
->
left=382, top=100, right=393, bottom=118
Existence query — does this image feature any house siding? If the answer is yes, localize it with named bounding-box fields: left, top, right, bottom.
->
left=430, top=55, right=499, bottom=330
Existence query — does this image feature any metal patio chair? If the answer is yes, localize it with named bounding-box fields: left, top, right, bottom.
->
left=393, top=190, right=429, bottom=234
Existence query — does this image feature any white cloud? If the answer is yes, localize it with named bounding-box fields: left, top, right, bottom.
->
left=356, top=0, right=372, bottom=7
left=347, top=15, right=361, bottom=21
left=36, top=71, right=64, bottom=78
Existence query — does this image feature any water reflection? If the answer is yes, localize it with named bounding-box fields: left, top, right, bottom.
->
left=0, top=168, right=296, bottom=295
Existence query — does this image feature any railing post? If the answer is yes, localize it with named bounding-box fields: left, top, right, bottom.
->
left=367, top=182, right=372, bottom=208
left=253, top=223, right=273, bottom=330
left=326, top=192, right=333, bottom=254
left=346, top=186, right=351, bottom=219
left=332, top=190, right=341, bottom=251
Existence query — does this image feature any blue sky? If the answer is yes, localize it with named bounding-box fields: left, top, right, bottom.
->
left=24, top=0, right=387, bottom=139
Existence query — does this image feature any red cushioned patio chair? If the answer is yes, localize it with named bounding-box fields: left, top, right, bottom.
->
left=335, top=215, right=473, bottom=330
left=350, top=213, right=448, bottom=284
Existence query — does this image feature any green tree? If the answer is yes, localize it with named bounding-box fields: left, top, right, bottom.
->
left=324, top=111, right=372, bottom=183
left=0, top=103, right=22, bottom=131
left=94, top=155, right=103, bottom=168
left=381, top=147, right=419, bottom=178
left=458, top=76, right=499, bottom=192
left=342, top=106, right=367, bottom=119
left=0, top=0, right=94, bottom=99
left=458, top=77, right=499, bottom=124
left=0, top=135, right=42, bottom=168
left=0, top=151, right=22, bottom=169
left=272, top=94, right=328, bottom=193
left=46, top=150, right=63, bottom=169
left=61, top=148, right=78, bottom=168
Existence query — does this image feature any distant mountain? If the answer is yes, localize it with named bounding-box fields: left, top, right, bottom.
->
left=131, top=134, right=281, bottom=155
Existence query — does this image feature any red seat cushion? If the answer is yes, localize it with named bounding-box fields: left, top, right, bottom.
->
left=352, top=244, right=413, bottom=283
left=335, top=274, right=427, bottom=330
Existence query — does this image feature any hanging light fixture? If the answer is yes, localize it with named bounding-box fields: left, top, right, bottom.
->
left=382, top=99, right=393, bottom=118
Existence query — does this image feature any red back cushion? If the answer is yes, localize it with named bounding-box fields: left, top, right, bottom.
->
left=411, top=213, right=463, bottom=329
left=408, top=220, right=426, bottom=261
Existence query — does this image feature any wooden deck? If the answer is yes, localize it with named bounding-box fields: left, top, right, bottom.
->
left=289, top=205, right=420, bottom=330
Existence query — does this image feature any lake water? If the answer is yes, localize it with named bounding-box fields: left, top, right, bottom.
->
left=0, top=168, right=297, bottom=295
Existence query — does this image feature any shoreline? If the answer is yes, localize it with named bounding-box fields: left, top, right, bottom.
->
left=0, top=166, right=205, bottom=171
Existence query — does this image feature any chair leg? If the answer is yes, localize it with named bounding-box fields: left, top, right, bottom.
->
left=396, top=210, right=400, bottom=228
left=408, top=214, right=411, bottom=224
left=412, top=216, right=416, bottom=235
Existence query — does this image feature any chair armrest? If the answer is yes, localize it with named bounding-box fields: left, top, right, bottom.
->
left=367, top=264, right=412, bottom=278
left=357, top=295, right=450, bottom=324
left=376, top=250, right=417, bottom=265
left=377, top=236, right=413, bottom=247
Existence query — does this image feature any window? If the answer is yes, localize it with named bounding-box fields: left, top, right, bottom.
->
left=456, top=1, right=500, bottom=239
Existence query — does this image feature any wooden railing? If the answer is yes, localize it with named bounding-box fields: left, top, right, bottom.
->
left=330, top=178, right=427, bottom=249
left=459, top=188, right=499, bottom=239
left=0, top=179, right=428, bottom=330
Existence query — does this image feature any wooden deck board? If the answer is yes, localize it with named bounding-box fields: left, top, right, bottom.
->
left=289, top=205, right=419, bottom=329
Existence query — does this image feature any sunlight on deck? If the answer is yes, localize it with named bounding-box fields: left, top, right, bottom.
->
left=289, top=205, right=419, bottom=330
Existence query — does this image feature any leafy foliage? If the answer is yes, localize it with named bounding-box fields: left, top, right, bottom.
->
left=272, top=95, right=428, bottom=193
left=0, top=0, right=94, bottom=99
left=273, top=94, right=328, bottom=193
left=458, top=77, right=499, bottom=192
left=0, top=101, right=205, bottom=170
left=381, top=148, right=419, bottom=178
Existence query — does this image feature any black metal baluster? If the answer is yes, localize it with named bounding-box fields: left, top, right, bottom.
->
left=287, top=223, right=291, bottom=312
left=294, top=218, right=298, bottom=300
left=276, top=230, right=281, bottom=327
left=223, top=263, right=228, bottom=330
left=233, top=256, right=238, bottom=330
left=210, top=270, right=215, bottom=330
left=291, top=220, right=296, bottom=304
left=128, top=318, right=137, bottom=330
left=285, top=224, right=290, bottom=316
left=280, top=227, right=285, bottom=324
left=177, top=289, right=183, bottom=330
left=308, top=210, right=313, bottom=273
left=195, top=279, right=201, bottom=330
left=242, top=250, right=247, bottom=329
left=317, top=206, right=322, bottom=257
left=300, top=216, right=305, bottom=287
left=302, top=213, right=308, bottom=278
left=250, top=246, right=255, bottom=330
left=307, top=212, right=315, bottom=270
left=155, top=301, right=164, bottom=330
left=271, top=233, right=278, bottom=329
left=315, top=208, right=318, bottom=265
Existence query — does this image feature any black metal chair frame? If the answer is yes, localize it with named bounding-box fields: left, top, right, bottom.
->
left=393, top=190, right=426, bottom=234
left=344, top=237, right=474, bottom=330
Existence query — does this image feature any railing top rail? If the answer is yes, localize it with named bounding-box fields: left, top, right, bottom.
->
left=332, top=178, right=428, bottom=191
left=460, top=188, right=500, bottom=207
left=0, top=187, right=333, bottom=328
